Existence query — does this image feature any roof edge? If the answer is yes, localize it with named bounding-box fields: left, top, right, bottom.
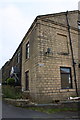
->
left=37, top=10, right=79, bottom=18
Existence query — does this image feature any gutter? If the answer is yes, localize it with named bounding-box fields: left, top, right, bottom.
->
left=65, top=11, right=78, bottom=97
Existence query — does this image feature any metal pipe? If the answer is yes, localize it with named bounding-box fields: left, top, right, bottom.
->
left=65, top=11, right=78, bottom=97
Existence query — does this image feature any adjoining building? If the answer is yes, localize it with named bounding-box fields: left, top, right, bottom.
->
left=2, top=44, right=22, bottom=86
left=2, top=10, right=80, bottom=103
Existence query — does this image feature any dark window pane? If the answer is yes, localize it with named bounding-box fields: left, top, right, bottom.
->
left=60, top=67, right=72, bottom=89
left=26, top=42, right=29, bottom=59
left=61, top=68, right=70, bottom=73
left=17, top=52, right=20, bottom=63
left=78, top=21, right=80, bottom=29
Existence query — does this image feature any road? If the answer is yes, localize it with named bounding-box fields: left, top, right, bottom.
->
left=2, top=101, right=80, bottom=120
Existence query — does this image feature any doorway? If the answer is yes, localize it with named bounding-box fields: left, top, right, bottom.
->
left=25, top=71, right=29, bottom=90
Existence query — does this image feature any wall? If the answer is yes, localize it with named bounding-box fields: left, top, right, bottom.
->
left=21, top=22, right=39, bottom=97
left=34, top=18, right=78, bottom=103
left=21, top=11, right=79, bottom=103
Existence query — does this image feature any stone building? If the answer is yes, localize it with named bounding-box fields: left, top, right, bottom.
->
left=2, top=61, right=11, bottom=83
left=21, top=10, right=80, bottom=103
left=2, top=44, right=22, bottom=85
left=2, top=10, right=80, bottom=103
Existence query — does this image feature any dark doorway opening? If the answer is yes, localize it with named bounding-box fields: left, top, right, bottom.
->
left=25, top=71, right=29, bottom=90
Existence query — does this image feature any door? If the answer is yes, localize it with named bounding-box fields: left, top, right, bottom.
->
left=25, top=71, right=29, bottom=90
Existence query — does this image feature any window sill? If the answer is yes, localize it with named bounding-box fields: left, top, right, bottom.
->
left=57, top=52, right=69, bottom=55
left=60, top=89, right=75, bottom=92
left=23, top=90, right=30, bottom=92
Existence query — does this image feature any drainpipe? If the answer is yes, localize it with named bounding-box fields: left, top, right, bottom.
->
left=65, top=11, right=78, bottom=97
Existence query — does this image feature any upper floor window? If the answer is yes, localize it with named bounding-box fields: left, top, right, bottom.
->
left=17, top=52, right=20, bottom=63
left=26, top=42, right=29, bottom=59
left=60, top=67, right=72, bottom=89
left=78, top=21, right=80, bottom=29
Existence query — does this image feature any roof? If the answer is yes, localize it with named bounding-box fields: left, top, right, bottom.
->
left=37, top=10, right=79, bottom=18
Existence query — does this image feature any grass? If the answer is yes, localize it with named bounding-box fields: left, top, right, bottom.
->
left=2, top=85, right=80, bottom=114
left=27, top=107, right=79, bottom=114
left=2, top=85, right=22, bottom=99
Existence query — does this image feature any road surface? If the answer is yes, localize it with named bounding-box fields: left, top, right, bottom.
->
left=2, top=101, right=80, bottom=120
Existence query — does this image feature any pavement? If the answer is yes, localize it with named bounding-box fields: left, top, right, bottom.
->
left=2, top=101, right=80, bottom=120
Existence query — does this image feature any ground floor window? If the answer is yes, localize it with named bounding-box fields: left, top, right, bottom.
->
left=60, top=67, right=72, bottom=89
left=25, top=71, right=29, bottom=90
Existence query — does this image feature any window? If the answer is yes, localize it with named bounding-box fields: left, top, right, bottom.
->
left=78, top=21, right=80, bottom=29
left=25, top=71, right=29, bottom=90
left=26, top=42, right=29, bottom=59
left=60, top=67, right=72, bottom=89
left=17, top=52, right=20, bottom=63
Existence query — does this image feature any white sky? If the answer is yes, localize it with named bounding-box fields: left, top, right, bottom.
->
left=0, top=0, right=79, bottom=69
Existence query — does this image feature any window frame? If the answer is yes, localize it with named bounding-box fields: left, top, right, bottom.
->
left=78, top=21, right=80, bottom=30
left=17, top=52, right=20, bottom=63
left=60, top=67, right=73, bottom=89
left=26, top=42, right=30, bottom=59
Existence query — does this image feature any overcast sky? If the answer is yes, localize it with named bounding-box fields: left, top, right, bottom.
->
left=0, top=0, right=79, bottom=69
